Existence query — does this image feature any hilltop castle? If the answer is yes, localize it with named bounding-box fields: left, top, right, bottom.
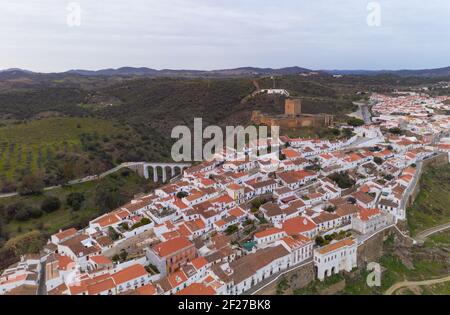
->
left=251, top=98, right=334, bottom=129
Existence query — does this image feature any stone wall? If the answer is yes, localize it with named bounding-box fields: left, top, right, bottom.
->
left=286, top=262, right=316, bottom=291
left=407, top=153, right=449, bottom=207
left=257, top=261, right=315, bottom=295
left=251, top=111, right=334, bottom=129
left=357, top=231, right=385, bottom=266
left=422, top=152, right=449, bottom=168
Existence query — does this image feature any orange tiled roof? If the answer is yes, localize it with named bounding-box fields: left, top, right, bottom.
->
left=318, top=238, right=355, bottom=255
left=111, top=264, right=148, bottom=285
left=254, top=227, right=284, bottom=239
left=176, top=283, right=216, bottom=296
left=282, top=216, right=317, bottom=236
left=54, top=228, right=77, bottom=241
left=152, top=237, right=193, bottom=257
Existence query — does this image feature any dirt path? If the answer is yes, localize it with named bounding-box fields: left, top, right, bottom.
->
left=384, top=275, right=450, bottom=295
left=415, top=222, right=450, bottom=244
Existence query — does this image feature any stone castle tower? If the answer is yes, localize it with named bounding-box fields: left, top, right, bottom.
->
left=285, top=98, right=302, bottom=117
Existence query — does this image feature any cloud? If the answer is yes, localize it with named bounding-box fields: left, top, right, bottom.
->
left=0, top=0, right=449, bottom=71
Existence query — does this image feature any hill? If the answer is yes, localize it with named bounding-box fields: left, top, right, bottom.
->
left=326, top=66, right=450, bottom=78
left=3, top=65, right=450, bottom=79
left=0, top=73, right=439, bottom=192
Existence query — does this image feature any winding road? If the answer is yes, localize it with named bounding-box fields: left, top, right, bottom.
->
left=414, top=222, right=450, bottom=244
left=384, top=275, right=450, bottom=295
left=0, top=162, right=141, bottom=199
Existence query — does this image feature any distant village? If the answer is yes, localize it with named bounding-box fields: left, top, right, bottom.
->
left=1, top=91, right=450, bottom=296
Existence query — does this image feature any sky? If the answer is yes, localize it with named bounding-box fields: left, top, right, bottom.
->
left=1, top=0, right=449, bottom=72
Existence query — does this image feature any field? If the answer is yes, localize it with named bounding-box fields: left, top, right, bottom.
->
left=0, top=117, right=125, bottom=182
left=0, top=169, right=155, bottom=238
left=407, top=163, right=450, bottom=236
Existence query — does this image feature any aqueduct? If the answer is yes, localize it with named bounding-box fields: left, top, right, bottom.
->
left=125, top=162, right=191, bottom=183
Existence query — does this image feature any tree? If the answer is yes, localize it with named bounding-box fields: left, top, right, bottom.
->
left=176, top=191, right=189, bottom=199
left=119, top=250, right=128, bottom=262
left=14, top=208, right=31, bottom=221
left=374, top=156, right=384, bottom=165
left=18, top=174, right=45, bottom=196
left=315, top=236, right=326, bottom=246
left=0, top=181, right=17, bottom=193
left=329, top=172, right=356, bottom=189
left=41, top=196, right=61, bottom=213
left=28, top=207, right=43, bottom=219
left=4, top=230, right=45, bottom=255
left=66, top=192, right=85, bottom=211
left=225, top=225, right=239, bottom=236
left=108, top=227, right=120, bottom=241
left=324, top=205, right=336, bottom=213
left=388, top=127, right=402, bottom=135
left=95, top=184, right=125, bottom=212
left=342, top=128, right=355, bottom=138
left=347, top=117, right=364, bottom=127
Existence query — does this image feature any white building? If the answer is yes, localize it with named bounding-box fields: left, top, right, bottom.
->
left=314, top=238, right=357, bottom=281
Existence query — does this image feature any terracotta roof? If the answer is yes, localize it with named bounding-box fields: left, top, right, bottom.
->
left=54, top=228, right=77, bottom=241
left=87, top=278, right=115, bottom=295
left=57, top=255, right=74, bottom=270
left=358, top=208, right=382, bottom=221
left=228, top=207, right=246, bottom=218
left=111, top=264, right=148, bottom=285
left=136, top=283, right=157, bottom=295
left=282, top=216, right=317, bottom=236
left=90, top=255, right=113, bottom=266
left=254, top=227, right=284, bottom=239
left=167, top=270, right=188, bottom=288
left=93, top=213, right=120, bottom=228
left=191, top=256, right=208, bottom=270
left=317, top=238, right=355, bottom=255
left=230, top=245, right=289, bottom=284
left=176, top=283, right=216, bottom=296
left=152, top=236, right=194, bottom=257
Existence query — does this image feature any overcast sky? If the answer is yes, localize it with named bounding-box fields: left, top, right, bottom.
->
left=1, top=0, right=449, bottom=72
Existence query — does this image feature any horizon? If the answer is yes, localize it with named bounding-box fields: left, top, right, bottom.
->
left=2, top=64, right=450, bottom=74
left=1, top=1, right=449, bottom=72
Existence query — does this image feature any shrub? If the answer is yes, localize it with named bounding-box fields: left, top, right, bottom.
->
left=329, top=172, right=356, bottom=189
left=18, top=174, right=45, bottom=196
left=374, top=157, right=384, bottom=165
left=108, top=226, right=121, bottom=241
left=41, top=196, right=61, bottom=213
left=347, top=117, right=364, bottom=127
left=225, top=225, right=239, bottom=236
left=176, top=191, right=189, bottom=199
left=66, top=192, right=85, bottom=211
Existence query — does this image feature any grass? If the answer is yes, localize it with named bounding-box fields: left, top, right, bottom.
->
left=421, top=282, right=450, bottom=295
left=423, top=230, right=450, bottom=248
left=1, top=169, right=154, bottom=239
left=0, top=117, right=125, bottom=181
left=407, top=164, right=450, bottom=236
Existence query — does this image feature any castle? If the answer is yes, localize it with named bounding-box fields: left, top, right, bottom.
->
left=251, top=98, right=334, bottom=129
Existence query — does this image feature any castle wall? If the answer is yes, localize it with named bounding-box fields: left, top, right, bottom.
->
left=251, top=111, right=334, bottom=129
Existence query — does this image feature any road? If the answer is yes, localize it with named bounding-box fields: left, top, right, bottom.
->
left=0, top=162, right=141, bottom=199
left=384, top=275, right=450, bottom=295
left=352, top=101, right=372, bottom=124
left=37, top=260, right=47, bottom=295
left=414, top=222, right=450, bottom=244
